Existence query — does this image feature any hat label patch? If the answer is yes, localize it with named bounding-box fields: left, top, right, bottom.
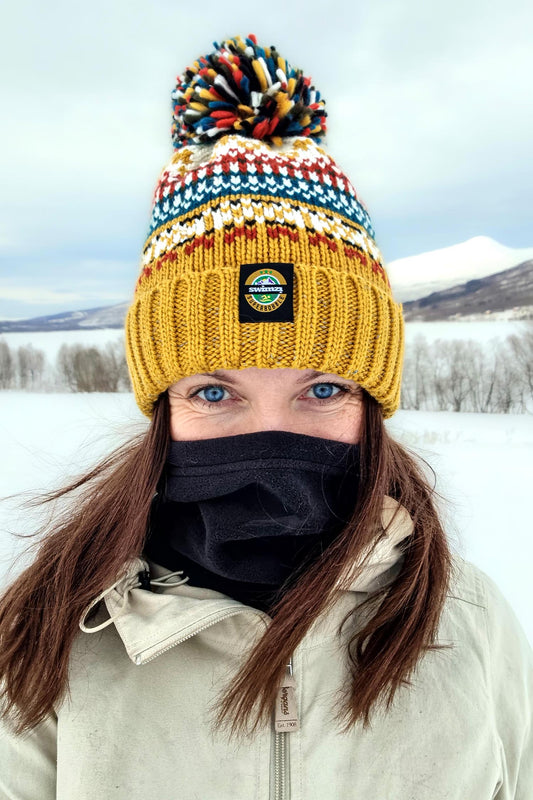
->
left=239, top=263, right=294, bottom=323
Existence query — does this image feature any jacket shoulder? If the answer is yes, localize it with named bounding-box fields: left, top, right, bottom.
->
left=446, top=554, right=531, bottom=649
left=447, top=553, right=488, bottom=606
left=447, top=553, right=524, bottom=619
left=439, top=554, right=532, bottom=683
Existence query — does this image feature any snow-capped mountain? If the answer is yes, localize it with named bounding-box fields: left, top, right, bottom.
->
left=0, top=303, right=128, bottom=333
left=402, top=259, right=533, bottom=321
left=387, top=237, right=533, bottom=302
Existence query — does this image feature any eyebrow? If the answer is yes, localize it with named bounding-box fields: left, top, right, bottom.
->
left=191, top=369, right=336, bottom=385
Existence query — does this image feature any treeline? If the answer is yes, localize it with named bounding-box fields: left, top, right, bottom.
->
left=0, top=331, right=532, bottom=413
left=400, top=329, right=533, bottom=413
left=0, top=341, right=131, bottom=393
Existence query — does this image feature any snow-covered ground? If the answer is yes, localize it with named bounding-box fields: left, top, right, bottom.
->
left=0, top=392, right=531, bottom=644
left=386, top=411, right=532, bottom=644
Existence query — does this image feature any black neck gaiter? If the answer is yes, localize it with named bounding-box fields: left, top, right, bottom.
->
left=144, top=430, right=360, bottom=612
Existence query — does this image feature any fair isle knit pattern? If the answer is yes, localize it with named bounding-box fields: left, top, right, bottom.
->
left=147, top=139, right=375, bottom=242
left=142, top=137, right=377, bottom=270
left=125, top=37, right=404, bottom=419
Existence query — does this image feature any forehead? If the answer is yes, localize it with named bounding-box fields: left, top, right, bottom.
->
left=177, top=368, right=358, bottom=386
left=193, top=368, right=326, bottom=383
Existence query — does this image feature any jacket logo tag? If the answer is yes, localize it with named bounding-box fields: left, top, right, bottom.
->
left=274, top=672, right=300, bottom=732
left=239, top=263, right=294, bottom=323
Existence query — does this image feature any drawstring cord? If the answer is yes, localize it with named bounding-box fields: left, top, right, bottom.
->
left=149, top=570, right=190, bottom=588
left=79, top=569, right=189, bottom=634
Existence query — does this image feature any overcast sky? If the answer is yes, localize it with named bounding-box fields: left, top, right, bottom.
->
left=1, top=0, right=532, bottom=319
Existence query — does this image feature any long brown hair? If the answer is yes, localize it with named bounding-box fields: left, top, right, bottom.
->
left=0, top=391, right=451, bottom=737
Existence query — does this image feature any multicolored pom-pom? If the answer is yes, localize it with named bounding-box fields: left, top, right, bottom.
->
left=170, top=34, right=328, bottom=149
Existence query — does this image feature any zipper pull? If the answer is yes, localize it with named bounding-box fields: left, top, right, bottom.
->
left=274, top=657, right=300, bottom=732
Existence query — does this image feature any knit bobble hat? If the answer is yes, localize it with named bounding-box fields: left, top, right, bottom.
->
left=125, top=34, right=404, bottom=418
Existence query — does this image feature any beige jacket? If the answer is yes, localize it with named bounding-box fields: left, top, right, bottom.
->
left=1, top=499, right=532, bottom=799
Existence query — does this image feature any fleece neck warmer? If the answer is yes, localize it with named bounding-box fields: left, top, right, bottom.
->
left=145, top=430, right=360, bottom=610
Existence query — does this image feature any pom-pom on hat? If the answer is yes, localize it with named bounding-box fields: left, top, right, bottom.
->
left=170, top=34, right=327, bottom=149
left=125, top=35, right=404, bottom=418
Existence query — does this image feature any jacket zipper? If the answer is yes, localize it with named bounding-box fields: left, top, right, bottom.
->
left=274, top=730, right=289, bottom=800
left=273, top=655, right=295, bottom=800
left=134, top=606, right=295, bottom=800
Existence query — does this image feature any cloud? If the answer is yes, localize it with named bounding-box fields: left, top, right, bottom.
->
left=0, top=258, right=132, bottom=306
left=0, top=286, right=83, bottom=305
left=0, top=222, right=17, bottom=251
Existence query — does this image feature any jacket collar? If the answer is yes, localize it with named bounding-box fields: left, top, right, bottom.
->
left=81, top=496, right=413, bottom=664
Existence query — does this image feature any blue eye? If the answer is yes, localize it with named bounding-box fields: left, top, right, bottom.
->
left=310, top=383, right=340, bottom=400
left=196, top=385, right=228, bottom=403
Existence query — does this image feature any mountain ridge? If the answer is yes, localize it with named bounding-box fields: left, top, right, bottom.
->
left=402, top=259, right=533, bottom=321
left=0, top=303, right=129, bottom=333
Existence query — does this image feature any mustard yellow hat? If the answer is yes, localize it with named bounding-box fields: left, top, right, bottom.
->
left=125, top=35, right=404, bottom=418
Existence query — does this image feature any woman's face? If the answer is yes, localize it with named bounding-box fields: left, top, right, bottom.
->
left=168, top=367, right=364, bottom=443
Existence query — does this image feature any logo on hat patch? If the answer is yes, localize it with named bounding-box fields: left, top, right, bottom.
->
left=239, top=263, right=294, bottom=323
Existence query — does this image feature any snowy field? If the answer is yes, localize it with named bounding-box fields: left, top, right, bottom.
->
left=0, top=391, right=531, bottom=645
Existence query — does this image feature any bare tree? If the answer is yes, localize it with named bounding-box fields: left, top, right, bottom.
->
left=57, top=344, right=77, bottom=391
left=105, top=340, right=131, bottom=391
left=463, top=344, right=497, bottom=413
left=17, top=345, right=45, bottom=390
left=400, top=335, right=432, bottom=410
left=506, top=325, right=533, bottom=410
left=56, top=343, right=122, bottom=392
left=429, top=340, right=458, bottom=411
left=0, top=340, right=15, bottom=389
left=401, top=329, right=533, bottom=414
left=491, top=346, right=522, bottom=414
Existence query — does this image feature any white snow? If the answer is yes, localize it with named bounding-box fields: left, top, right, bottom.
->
left=387, top=411, right=533, bottom=645
left=388, top=236, right=533, bottom=301
left=0, top=393, right=531, bottom=645
left=404, top=319, right=528, bottom=345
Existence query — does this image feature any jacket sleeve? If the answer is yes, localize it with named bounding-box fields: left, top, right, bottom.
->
left=0, top=711, right=57, bottom=800
left=482, top=571, right=533, bottom=799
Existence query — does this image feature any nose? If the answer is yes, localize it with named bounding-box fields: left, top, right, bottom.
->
left=239, top=401, right=298, bottom=435
left=243, top=413, right=296, bottom=435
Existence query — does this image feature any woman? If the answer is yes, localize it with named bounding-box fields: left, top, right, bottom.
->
left=0, top=34, right=531, bottom=799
